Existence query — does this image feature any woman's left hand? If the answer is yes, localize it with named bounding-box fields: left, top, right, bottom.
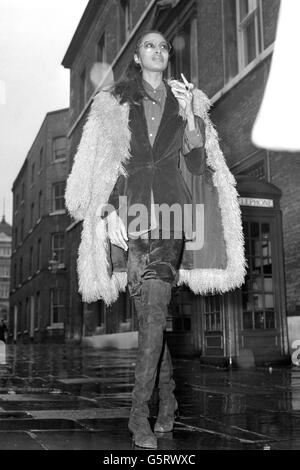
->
left=169, top=79, right=194, bottom=117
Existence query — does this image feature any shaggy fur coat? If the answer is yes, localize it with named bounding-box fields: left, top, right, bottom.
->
left=65, top=85, right=246, bottom=305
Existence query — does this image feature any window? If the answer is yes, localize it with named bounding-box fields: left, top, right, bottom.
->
left=53, top=136, right=67, bottom=161
left=31, top=162, right=35, bottom=184
left=97, top=33, right=106, bottom=63
left=19, top=257, right=23, bottom=284
left=223, top=0, right=239, bottom=81
left=15, top=193, right=19, bottom=210
left=51, top=232, right=65, bottom=265
left=13, top=263, right=17, bottom=288
left=244, top=161, right=265, bottom=179
left=203, top=296, right=223, bottom=332
left=242, top=221, right=275, bottom=330
left=18, top=302, right=22, bottom=332
left=30, top=202, right=34, bottom=227
left=37, top=239, right=42, bottom=271
left=0, top=266, right=10, bottom=278
left=120, top=0, right=132, bottom=44
left=79, top=67, right=88, bottom=111
left=52, top=182, right=65, bottom=211
left=24, top=297, right=29, bottom=331
left=39, top=147, right=43, bottom=171
left=35, top=292, right=40, bottom=329
left=50, top=289, right=65, bottom=324
left=169, top=16, right=199, bottom=85
left=15, top=227, right=18, bottom=247
left=0, top=283, right=9, bottom=298
left=21, top=182, right=25, bottom=201
left=236, top=0, right=263, bottom=70
left=0, top=247, right=11, bottom=257
left=29, top=246, right=33, bottom=274
left=20, top=218, right=24, bottom=241
left=38, top=190, right=42, bottom=219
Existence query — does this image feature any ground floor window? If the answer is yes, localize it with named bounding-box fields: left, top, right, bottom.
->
left=50, top=289, right=65, bottom=325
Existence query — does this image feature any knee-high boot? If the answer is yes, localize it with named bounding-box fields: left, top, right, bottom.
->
left=154, top=340, right=178, bottom=432
left=128, top=278, right=172, bottom=449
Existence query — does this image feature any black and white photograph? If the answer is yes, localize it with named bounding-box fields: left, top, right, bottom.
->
left=0, top=0, right=300, bottom=458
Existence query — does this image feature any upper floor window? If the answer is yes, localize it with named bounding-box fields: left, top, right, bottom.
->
left=19, top=257, right=23, bottom=284
left=21, top=182, right=25, bottom=202
left=38, top=190, right=42, bottom=219
left=37, top=238, right=42, bottom=271
left=0, top=283, right=9, bottom=299
left=13, top=263, right=17, bottom=288
left=51, top=232, right=65, bottom=265
left=20, top=217, right=24, bottom=241
left=15, top=193, right=19, bottom=210
left=30, top=202, right=34, bottom=227
left=97, top=33, right=106, bottom=63
left=52, top=182, right=65, bottom=212
left=79, top=67, right=88, bottom=111
left=14, top=227, right=18, bottom=248
left=169, top=16, right=199, bottom=86
left=29, top=246, right=33, bottom=274
left=0, top=266, right=10, bottom=278
left=53, top=136, right=67, bottom=162
left=236, top=0, right=263, bottom=70
left=39, top=146, right=43, bottom=171
left=31, top=162, right=35, bottom=184
left=120, top=0, right=132, bottom=44
left=0, top=247, right=11, bottom=257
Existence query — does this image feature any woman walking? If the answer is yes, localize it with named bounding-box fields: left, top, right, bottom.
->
left=65, top=30, right=246, bottom=449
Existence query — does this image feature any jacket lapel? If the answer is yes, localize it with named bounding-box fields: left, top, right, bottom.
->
left=152, top=83, right=180, bottom=152
left=130, top=82, right=180, bottom=151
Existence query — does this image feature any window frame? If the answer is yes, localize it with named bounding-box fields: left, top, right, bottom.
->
left=236, top=0, right=264, bottom=71
left=52, top=136, right=67, bottom=162
left=51, top=232, right=65, bottom=266
left=52, top=181, right=65, bottom=212
left=120, top=0, right=132, bottom=42
left=96, top=32, right=107, bottom=63
left=50, top=288, right=65, bottom=326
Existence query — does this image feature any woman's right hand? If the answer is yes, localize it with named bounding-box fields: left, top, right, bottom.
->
left=106, top=210, right=128, bottom=251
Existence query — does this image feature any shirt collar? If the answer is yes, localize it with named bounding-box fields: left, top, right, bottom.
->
left=142, top=78, right=166, bottom=95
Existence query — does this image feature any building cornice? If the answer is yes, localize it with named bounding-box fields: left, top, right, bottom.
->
left=62, top=0, right=105, bottom=69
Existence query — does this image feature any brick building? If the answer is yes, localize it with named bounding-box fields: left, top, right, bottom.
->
left=9, top=109, right=70, bottom=343
left=62, top=0, right=298, bottom=364
left=0, top=215, right=12, bottom=323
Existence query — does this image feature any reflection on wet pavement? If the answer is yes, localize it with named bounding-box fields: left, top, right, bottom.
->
left=0, top=343, right=299, bottom=449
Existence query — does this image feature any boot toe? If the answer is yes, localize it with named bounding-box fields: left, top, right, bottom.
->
left=134, top=434, right=157, bottom=449
left=154, top=420, right=173, bottom=433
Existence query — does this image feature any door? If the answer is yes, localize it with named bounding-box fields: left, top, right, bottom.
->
left=240, top=217, right=281, bottom=360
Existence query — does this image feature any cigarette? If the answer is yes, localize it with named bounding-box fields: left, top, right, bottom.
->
left=181, top=73, right=189, bottom=90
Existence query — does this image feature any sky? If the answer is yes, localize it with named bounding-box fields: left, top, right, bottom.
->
left=0, top=0, right=89, bottom=225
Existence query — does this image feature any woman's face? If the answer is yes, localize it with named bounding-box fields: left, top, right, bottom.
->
left=134, top=32, right=170, bottom=73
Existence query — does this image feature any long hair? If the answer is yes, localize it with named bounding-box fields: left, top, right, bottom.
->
left=112, top=30, right=171, bottom=106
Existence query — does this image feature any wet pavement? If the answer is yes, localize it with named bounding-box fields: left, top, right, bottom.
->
left=0, top=342, right=299, bottom=450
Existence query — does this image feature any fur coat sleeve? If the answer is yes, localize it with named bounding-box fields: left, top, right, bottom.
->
left=65, top=94, right=105, bottom=222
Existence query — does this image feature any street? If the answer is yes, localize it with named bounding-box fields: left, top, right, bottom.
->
left=0, top=342, right=299, bottom=450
